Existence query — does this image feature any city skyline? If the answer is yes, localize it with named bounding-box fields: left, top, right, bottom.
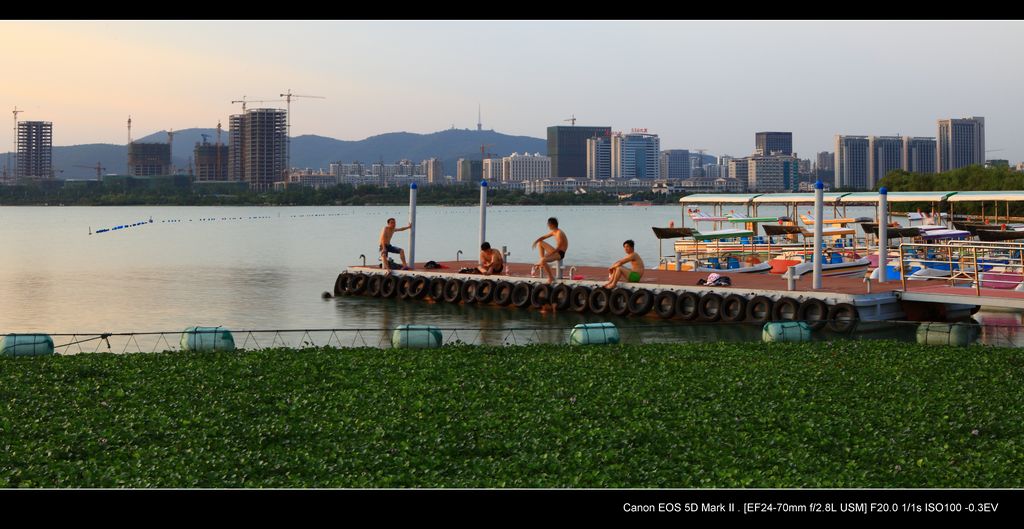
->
left=2, top=20, right=1022, bottom=162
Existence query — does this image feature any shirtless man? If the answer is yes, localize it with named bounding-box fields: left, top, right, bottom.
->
left=603, top=239, right=645, bottom=289
left=478, top=242, right=505, bottom=275
left=532, top=217, right=568, bottom=284
left=379, top=217, right=411, bottom=273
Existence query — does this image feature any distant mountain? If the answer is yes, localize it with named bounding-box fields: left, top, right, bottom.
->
left=10, top=128, right=546, bottom=179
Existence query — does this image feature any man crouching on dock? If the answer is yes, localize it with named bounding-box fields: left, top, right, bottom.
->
left=379, top=217, right=411, bottom=273
left=532, top=217, right=568, bottom=284
left=603, top=239, right=644, bottom=289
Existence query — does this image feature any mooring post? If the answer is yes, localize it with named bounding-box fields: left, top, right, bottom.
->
left=878, top=187, right=889, bottom=283
left=408, top=182, right=417, bottom=270
left=479, top=180, right=487, bottom=249
left=812, top=179, right=824, bottom=290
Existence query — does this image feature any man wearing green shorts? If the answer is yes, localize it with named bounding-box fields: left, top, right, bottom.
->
left=603, top=239, right=645, bottom=289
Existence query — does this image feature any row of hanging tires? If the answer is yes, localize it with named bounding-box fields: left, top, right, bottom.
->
left=334, top=271, right=859, bottom=332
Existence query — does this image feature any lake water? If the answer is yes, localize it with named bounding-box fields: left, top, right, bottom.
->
left=1, top=205, right=1021, bottom=349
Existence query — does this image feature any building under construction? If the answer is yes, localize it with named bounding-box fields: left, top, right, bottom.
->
left=16, top=121, right=53, bottom=179
left=194, top=140, right=229, bottom=182
left=227, top=108, right=287, bottom=191
left=128, top=142, right=172, bottom=176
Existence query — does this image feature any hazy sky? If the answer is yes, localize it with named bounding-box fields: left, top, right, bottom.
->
left=2, top=20, right=1022, bottom=162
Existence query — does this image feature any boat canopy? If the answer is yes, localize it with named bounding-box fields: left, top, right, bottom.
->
left=750, top=192, right=850, bottom=204
left=946, top=191, right=1024, bottom=202
left=692, top=228, right=754, bottom=241
left=679, top=193, right=762, bottom=205
left=837, top=191, right=958, bottom=204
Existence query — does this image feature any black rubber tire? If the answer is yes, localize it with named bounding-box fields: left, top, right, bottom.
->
left=493, top=281, right=514, bottom=306
left=476, top=280, right=496, bottom=304
left=379, top=275, right=398, bottom=298
left=409, top=276, right=429, bottom=300
left=334, top=272, right=350, bottom=297
left=627, top=289, right=655, bottom=316
left=551, top=284, right=573, bottom=310
left=569, top=286, right=591, bottom=312
left=511, top=283, right=533, bottom=308
left=461, top=279, right=480, bottom=304
left=366, top=275, right=383, bottom=297
left=746, top=295, right=774, bottom=323
left=588, top=288, right=611, bottom=314
left=530, top=283, right=553, bottom=308
left=609, top=288, right=631, bottom=316
left=720, top=294, right=748, bottom=323
left=348, top=273, right=368, bottom=295
left=443, top=278, right=463, bottom=303
left=772, top=296, right=800, bottom=321
left=674, top=291, right=700, bottom=321
left=396, top=276, right=413, bottom=299
left=827, top=303, right=859, bottom=333
left=698, top=292, right=724, bottom=322
left=428, top=277, right=446, bottom=301
left=654, top=291, right=678, bottom=319
left=798, top=298, right=829, bottom=330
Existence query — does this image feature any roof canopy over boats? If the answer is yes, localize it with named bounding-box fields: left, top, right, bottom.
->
left=680, top=191, right=1023, bottom=205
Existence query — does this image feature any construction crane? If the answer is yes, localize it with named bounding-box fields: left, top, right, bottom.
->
left=74, top=163, right=106, bottom=180
left=9, top=106, right=23, bottom=179
left=231, top=96, right=285, bottom=113
left=216, top=121, right=224, bottom=180
left=564, top=115, right=577, bottom=126
left=279, top=89, right=326, bottom=181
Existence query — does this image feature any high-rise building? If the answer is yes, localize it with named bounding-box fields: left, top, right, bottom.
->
left=16, top=121, right=52, bottom=179
left=747, top=154, right=799, bottom=192
left=547, top=125, right=611, bottom=179
left=502, top=152, right=551, bottom=181
left=814, top=151, right=834, bottom=181
left=611, top=132, right=660, bottom=179
left=659, top=149, right=690, bottom=180
left=482, top=158, right=504, bottom=181
left=228, top=108, right=287, bottom=190
left=728, top=157, right=750, bottom=183
left=193, top=141, right=229, bottom=182
left=457, top=158, right=483, bottom=183
left=128, top=142, right=171, bottom=177
left=937, top=116, right=985, bottom=172
left=834, top=135, right=870, bottom=190
left=901, top=136, right=936, bottom=174
left=586, top=136, right=612, bottom=179
left=868, top=136, right=903, bottom=187
left=425, top=158, right=444, bottom=184
left=755, top=131, right=793, bottom=156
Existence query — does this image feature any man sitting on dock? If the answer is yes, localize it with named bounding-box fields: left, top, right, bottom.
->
left=478, top=242, right=505, bottom=275
left=603, top=239, right=645, bottom=289
left=379, top=217, right=411, bottom=273
left=532, top=217, right=569, bottom=284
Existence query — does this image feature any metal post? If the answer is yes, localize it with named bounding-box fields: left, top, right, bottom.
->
left=899, top=244, right=907, bottom=292
left=878, top=187, right=889, bottom=283
left=479, top=180, right=487, bottom=249
left=812, top=180, right=824, bottom=289
left=408, top=182, right=417, bottom=270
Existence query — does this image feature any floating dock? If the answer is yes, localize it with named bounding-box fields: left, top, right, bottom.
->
left=333, top=261, right=980, bottom=330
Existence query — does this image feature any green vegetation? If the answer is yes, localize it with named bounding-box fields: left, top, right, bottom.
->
left=0, top=179, right=677, bottom=206
left=879, top=165, right=1024, bottom=215
left=3, top=341, right=1023, bottom=487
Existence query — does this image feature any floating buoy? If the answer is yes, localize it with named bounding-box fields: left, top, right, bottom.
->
left=569, top=322, right=620, bottom=345
left=180, top=326, right=235, bottom=352
left=1, top=334, right=55, bottom=357
left=762, top=321, right=812, bottom=342
left=391, top=324, right=443, bottom=348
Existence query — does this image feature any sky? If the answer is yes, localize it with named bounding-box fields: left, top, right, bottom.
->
left=1, top=20, right=1022, bottom=162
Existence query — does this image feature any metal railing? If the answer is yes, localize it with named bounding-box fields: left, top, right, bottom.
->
left=898, top=240, right=1024, bottom=294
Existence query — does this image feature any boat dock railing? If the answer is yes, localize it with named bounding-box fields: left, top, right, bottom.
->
left=898, top=240, right=1024, bottom=294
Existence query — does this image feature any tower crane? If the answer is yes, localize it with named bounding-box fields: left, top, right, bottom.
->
left=231, top=96, right=285, bottom=113
left=74, top=163, right=106, bottom=180
left=564, top=115, right=577, bottom=126
left=279, top=89, right=326, bottom=181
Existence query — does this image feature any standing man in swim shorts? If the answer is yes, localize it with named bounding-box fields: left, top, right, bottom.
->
left=532, top=217, right=568, bottom=284
left=603, top=239, right=645, bottom=289
left=379, top=217, right=411, bottom=273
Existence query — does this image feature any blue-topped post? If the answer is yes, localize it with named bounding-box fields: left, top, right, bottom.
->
left=408, top=182, right=417, bottom=270
left=878, top=187, right=888, bottom=283
left=812, top=179, right=824, bottom=290
left=479, top=180, right=488, bottom=249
